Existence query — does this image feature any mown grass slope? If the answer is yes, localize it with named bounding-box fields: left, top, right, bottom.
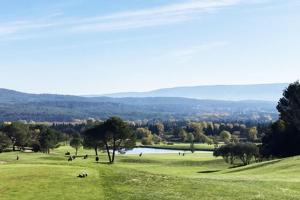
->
left=0, top=146, right=299, bottom=200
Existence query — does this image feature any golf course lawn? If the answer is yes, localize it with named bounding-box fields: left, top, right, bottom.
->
left=141, top=142, right=215, bottom=151
left=0, top=146, right=300, bottom=200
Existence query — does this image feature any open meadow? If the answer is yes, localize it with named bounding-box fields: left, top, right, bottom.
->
left=0, top=146, right=300, bottom=200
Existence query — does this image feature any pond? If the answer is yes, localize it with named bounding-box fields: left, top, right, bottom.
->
left=121, top=147, right=212, bottom=154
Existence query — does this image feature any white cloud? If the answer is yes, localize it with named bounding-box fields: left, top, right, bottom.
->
left=170, top=41, right=230, bottom=63
left=173, top=41, right=229, bottom=56
left=71, top=0, right=244, bottom=32
left=0, top=21, right=55, bottom=36
left=0, top=0, right=263, bottom=38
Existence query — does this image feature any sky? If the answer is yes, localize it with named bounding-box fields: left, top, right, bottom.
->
left=0, top=0, right=299, bottom=95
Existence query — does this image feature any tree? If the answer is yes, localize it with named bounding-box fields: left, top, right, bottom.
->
left=0, top=132, right=11, bottom=153
left=214, top=143, right=259, bottom=165
left=231, top=135, right=239, bottom=144
left=262, top=81, right=300, bottom=157
left=247, top=127, right=258, bottom=141
left=213, top=143, right=235, bottom=164
left=239, top=124, right=247, bottom=136
left=103, top=117, right=136, bottom=163
left=85, top=117, right=136, bottom=163
left=174, top=128, right=188, bottom=142
left=153, top=134, right=162, bottom=144
left=220, top=131, right=231, bottom=144
left=2, top=122, right=30, bottom=151
left=214, top=123, right=220, bottom=134
left=187, top=122, right=211, bottom=143
left=233, top=143, right=259, bottom=165
left=39, top=128, right=59, bottom=154
left=153, top=122, right=164, bottom=137
left=136, top=128, right=152, bottom=140
left=141, top=132, right=153, bottom=145
left=70, top=133, right=82, bottom=156
left=277, top=81, right=300, bottom=132
left=261, top=120, right=299, bottom=157
left=187, top=132, right=194, bottom=143
left=82, top=126, right=104, bottom=156
left=206, top=122, right=215, bottom=135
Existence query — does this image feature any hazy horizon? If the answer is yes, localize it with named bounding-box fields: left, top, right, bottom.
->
left=0, top=0, right=299, bottom=95
left=0, top=82, right=289, bottom=96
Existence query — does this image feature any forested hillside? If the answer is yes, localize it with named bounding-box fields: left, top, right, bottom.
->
left=0, top=89, right=277, bottom=122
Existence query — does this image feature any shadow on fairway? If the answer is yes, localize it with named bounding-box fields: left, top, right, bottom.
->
left=197, top=170, right=221, bottom=173
left=226, top=159, right=283, bottom=173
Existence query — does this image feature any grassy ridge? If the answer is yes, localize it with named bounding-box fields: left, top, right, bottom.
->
left=0, top=146, right=300, bottom=200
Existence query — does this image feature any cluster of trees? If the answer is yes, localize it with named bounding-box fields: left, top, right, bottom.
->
left=129, top=120, right=263, bottom=147
left=0, top=122, right=63, bottom=153
left=48, top=116, right=266, bottom=148
left=136, top=128, right=161, bottom=145
left=261, top=81, right=300, bottom=157
left=0, top=117, right=136, bottom=164
left=170, top=122, right=261, bottom=145
left=213, top=143, right=259, bottom=165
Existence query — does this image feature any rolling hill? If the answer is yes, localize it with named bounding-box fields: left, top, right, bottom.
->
left=0, top=88, right=278, bottom=122
left=102, top=83, right=288, bottom=101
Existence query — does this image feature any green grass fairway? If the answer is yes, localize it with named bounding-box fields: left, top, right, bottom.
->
left=141, top=142, right=215, bottom=151
left=1, top=146, right=300, bottom=200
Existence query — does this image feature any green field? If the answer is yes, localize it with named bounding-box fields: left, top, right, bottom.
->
left=0, top=146, right=300, bottom=200
left=141, top=142, right=215, bottom=151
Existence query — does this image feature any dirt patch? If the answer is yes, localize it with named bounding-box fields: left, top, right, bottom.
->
left=0, top=161, right=7, bottom=164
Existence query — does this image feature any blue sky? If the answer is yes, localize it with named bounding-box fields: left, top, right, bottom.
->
left=0, top=0, right=299, bottom=95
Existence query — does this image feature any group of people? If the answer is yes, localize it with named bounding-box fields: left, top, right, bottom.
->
left=78, top=171, right=88, bottom=178
left=67, top=154, right=89, bottom=162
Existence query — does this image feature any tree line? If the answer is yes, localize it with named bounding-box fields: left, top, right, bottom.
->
left=0, top=81, right=299, bottom=166
left=214, top=81, right=300, bottom=165
left=0, top=122, right=63, bottom=153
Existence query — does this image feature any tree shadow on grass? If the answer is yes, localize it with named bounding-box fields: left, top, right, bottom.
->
left=229, top=164, right=246, bottom=169
left=197, top=170, right=221, bottom=173
left=94, top=161, right=112, bottom=165
left=40, top=156, right=67, bottom=161
left=169, top=159, right=226, bottom=167
left=226, top=159, right=282, bottom=173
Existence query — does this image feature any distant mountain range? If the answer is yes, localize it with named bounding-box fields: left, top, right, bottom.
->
left=0, top=84, right=284, bottom=122
left=102, top=83, right=288, bottom=101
